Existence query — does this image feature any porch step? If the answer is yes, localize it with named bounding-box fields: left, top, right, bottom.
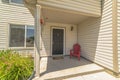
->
left=39, top=57, right=104, bottom=80
left=45, top=64, right=104, bottom=80
left=63, top=71, right=117, bottom=80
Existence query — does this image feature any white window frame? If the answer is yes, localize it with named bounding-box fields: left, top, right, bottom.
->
left=9, top=24, right=34, bottom=49
left=9, top=0, right=24, bottom=6
left=25, top=25, right=27, bottom=47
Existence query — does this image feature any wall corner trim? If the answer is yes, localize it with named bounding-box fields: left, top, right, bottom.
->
left=112, top=0, right=119, bottom=73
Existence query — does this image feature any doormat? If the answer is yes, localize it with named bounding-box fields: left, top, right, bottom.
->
left=53, top=56, right=64, bottom=60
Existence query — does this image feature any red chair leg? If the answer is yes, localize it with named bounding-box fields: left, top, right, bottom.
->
left=78, top=56, right=80, bottom=61
left=78, top=57, right=80, bottom=61
left=70, top=54, right=72, bottom=59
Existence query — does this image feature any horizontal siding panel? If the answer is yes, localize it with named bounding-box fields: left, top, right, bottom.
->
left=96, top=43, right=113, bottom=46
left=38, top=0, right=101, bottom=17
left=95, top=51, right=113, bottom=56
left=96, top=46, right=113, bottom=49
left=0, top=21, right=8, bottom=49
left=95, top=55, right=113, bottom=62
left=95, top=59, right=113, bottom=70
left=98, top=36, right=112, bottom=38
left=96, top=49, right=113, bottom=53
left=71, top=0, right=101, bottom=7
left=103, top=5, right=112, bottom=12
left=102, top=13, right=112, bottom=19
left=97, top=38, right=112, bottom=40
left=101, top=18, right=112, bottom=23
left=49, top=0, right=100, bottom=11
left=0, top=4, right=34, bottom=25
left=98, top=26, right=112, bottom=32
left=0, top=4, right=30, bottom=13
left=95, top=46, right=112, bottom=50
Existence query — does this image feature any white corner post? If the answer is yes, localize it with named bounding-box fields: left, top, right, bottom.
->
left=34, top=4, right=41, bottom=77
left=112, top=0, right=119, bottom=73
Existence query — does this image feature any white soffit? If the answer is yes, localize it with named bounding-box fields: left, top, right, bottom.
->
left=42, top=8, right=89, bottom=24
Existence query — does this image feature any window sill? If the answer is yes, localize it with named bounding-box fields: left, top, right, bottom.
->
left=9, top=2, right=24, bottom=7
left=8, top=47, right=34, bottom=50
left=2, top=1, right=24, bottom=7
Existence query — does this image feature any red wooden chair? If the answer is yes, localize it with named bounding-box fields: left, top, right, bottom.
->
left=70, top=43, right=81, bottom=60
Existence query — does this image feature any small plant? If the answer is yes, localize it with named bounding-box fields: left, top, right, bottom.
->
left=0, top=50, right=34, bottom=80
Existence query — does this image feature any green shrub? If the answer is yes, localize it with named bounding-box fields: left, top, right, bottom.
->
left=0, top=50, right=34, bottom=80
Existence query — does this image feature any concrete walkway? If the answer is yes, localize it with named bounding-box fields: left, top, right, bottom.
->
left=33, top=56, right=118, bottom=80
left=64, top=71, right=117, bottom=80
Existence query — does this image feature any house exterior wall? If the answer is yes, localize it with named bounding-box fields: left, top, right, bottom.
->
left=95, top=0, right=113, bottom=71
left=78, top=0, right=114, bottom=71
left=38, top=0, right=101, bottom=17
left=2, top=0, right=120, bottom=73
left=117, top=0, right=120, bottom=72
left=78, top=18, right=101, bottom=61
left=40, top=22, right=77, bottom=56
left=0, top=1, right=34, bottom=54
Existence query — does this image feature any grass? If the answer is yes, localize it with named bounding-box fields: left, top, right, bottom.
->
left=0, top=50, right=34, bottom=80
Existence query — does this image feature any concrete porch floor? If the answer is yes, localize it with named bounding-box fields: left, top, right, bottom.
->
left=33, top=56, right=118, bottom=80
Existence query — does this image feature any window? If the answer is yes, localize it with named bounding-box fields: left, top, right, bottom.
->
left=26, top=26, right=34, bottom=47
left=9, top=25, right=25, bottom=47
left=10, top=0, right=23, bottom=4
left=9, top=24, right=34, bottom=47
left=2, top=0, right=23, bottom=5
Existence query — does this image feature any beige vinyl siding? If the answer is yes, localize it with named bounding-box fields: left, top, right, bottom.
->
left=78, top=18, right=101, bottom=61
left=38, top=0, right=101, bottom=17
left=0, top=21, right=8, bottom=49
left=117, top=0, right=120, bottom=72
left=40, top=22, right=77, bottom=56
left=0, top=4, right=34, bottom=24
left=0, top=2, right=34, bottom=50
left=78, top=0, right=113, bottom=70
left=96, top=0, right=113, bottom=70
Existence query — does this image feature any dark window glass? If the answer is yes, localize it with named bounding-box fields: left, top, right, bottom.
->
left=1, top=0, right=9, bottom=3
left=11, top=0, right=23, bottom=4
left=26, top=26, right=34, bottom=47
left=9, top=24, right=25, bottom=47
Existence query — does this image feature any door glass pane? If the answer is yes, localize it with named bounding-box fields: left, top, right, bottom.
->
left=26, top=26, right=34, bottom=47
left=11, top=0, right=23, bottom=4
left=9, top=24, right=25, bottom=47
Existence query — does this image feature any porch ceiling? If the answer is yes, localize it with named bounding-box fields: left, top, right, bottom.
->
left=24, top=0, right=98, bottom=24
left=42, top=8, right=89, bottom=24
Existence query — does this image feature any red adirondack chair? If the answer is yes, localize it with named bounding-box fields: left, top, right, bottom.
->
left=70, top=43, right=81, bottom=60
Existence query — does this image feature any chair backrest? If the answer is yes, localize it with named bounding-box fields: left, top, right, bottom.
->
left=73, top=43, right=81, bottom=53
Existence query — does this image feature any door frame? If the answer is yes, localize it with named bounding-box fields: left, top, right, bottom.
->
left=51, top=27, right=66, bottom=56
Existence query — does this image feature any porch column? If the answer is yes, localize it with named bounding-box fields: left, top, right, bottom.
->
left=34, top=4, right=41, bottom=77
